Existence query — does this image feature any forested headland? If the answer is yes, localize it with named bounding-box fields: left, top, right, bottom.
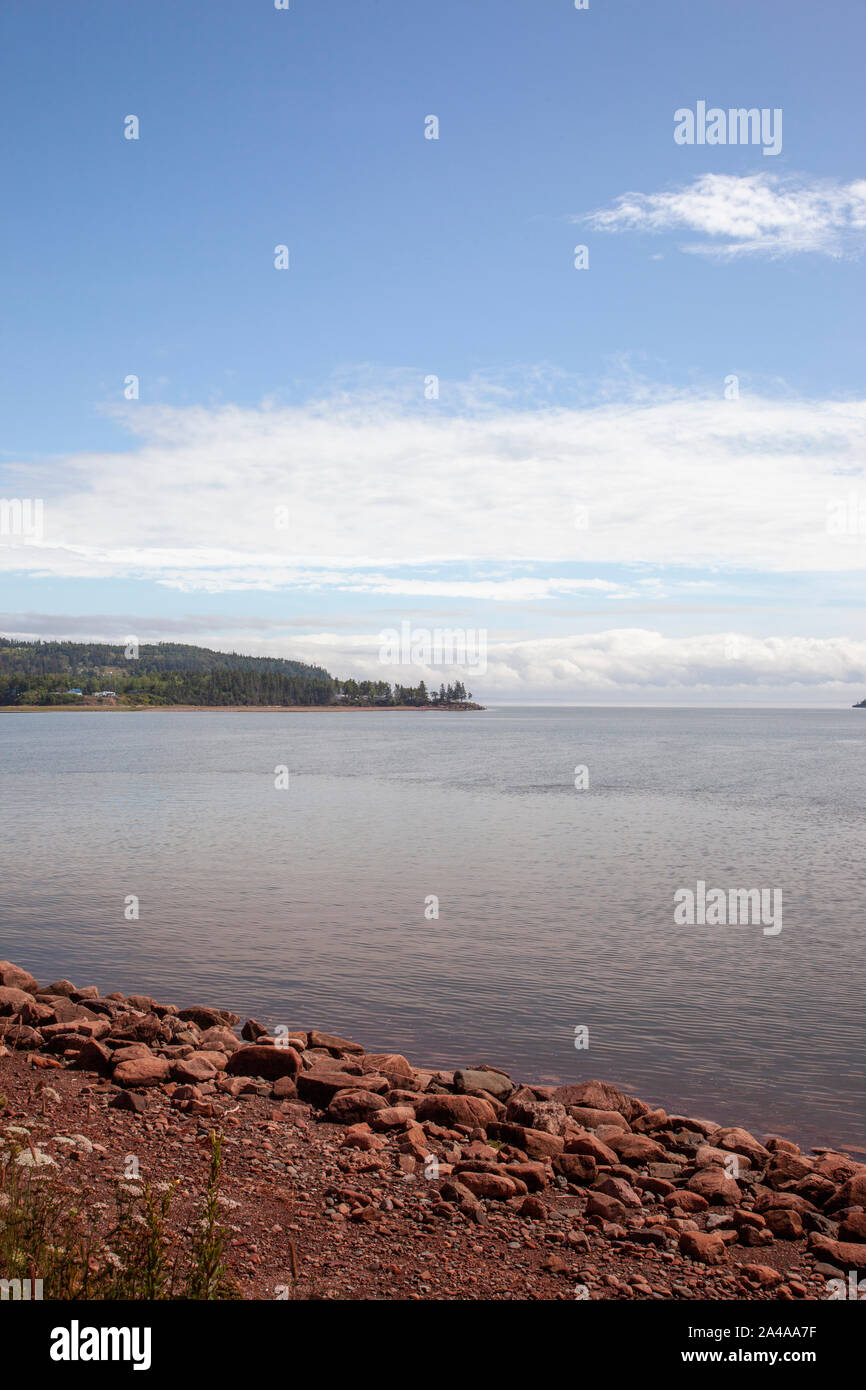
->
left=0, top=639, right=482, bottom=709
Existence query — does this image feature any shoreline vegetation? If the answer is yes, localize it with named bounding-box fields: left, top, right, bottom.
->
left=0, top=637, right=484, bottom=711
left=1, top=959, right=864, bottom=1301
left=0, top=702, right=485, bottom=712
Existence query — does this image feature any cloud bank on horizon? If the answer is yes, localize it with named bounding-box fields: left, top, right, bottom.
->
left=3, top=384, right=866, bottom=702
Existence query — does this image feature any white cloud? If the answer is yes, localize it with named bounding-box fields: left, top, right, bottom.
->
left=2, top=389, right=866, bottom=592
left=217, top=627, right=866, bottom=697
left=583, top=173, right=866, bottom=258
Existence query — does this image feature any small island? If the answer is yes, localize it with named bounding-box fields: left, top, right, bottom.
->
left=0, top=639, right=484, bottom=711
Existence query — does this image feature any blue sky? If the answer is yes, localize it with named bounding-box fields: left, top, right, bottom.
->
left=2, top=0, right=865, bottom=701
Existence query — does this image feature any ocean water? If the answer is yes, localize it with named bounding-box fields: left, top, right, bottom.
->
left=1, top=706, right=864, bottom=1151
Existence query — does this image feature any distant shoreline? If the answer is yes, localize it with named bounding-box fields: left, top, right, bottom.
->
left=0, top=702, right=486, bottom=713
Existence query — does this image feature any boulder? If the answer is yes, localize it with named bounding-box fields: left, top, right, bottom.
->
left=0, top=986, right=36, bottom=1017
left=566, top=1105, right=630, bottom=1131
left=455, top=1068, right=514, bottom=1101
left=553, top=1081, right=648, bottom=1122
left=826, top=1173, right=866, bottom=1213
left=178, top=1005, right=240, bottom=1029
left=457, top=1171, right=522, bottom=1201
left=0, top=962, right=39, bottom=994
left=504, top=1098, right=567, bottom=1134
left=586, top=1191, right=627, bottom=1222
left=198, top=1026, right=241, bottom=1053
left=553, top=1153, right=597, bottom=1185
left=326, top=1089, right=390, bottom=1124
left=225, top=1044, right=302, bottom=1080
left=686, top=1168, right=742, bottom=1206
left=606, top=1131, right=668, bottom=1165
left=113, top=1056, right=171, bottom=1088
left=297, top=1068, right=389, bottom=1107
left=711, top=1126, right=771, bottom=1165
left=565, top=1131, right=619, bottom=1165
left=308, top=1029, right=364, bottom=1055
left=680, top=1231, right=728, bottom=1265
left=415, top=1094, right=498, bottom=1130
left=808, top=1234, right=866, bottom=1271
left=171, top=1055, right=218, bottom=1084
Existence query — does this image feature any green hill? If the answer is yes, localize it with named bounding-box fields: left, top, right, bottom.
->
left=0, top=638, right=481, bottom=709
left=0, top=639, right=334, bottom=707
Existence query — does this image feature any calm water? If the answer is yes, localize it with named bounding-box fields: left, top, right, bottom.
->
left=1, top=707, right=864, bottom=1151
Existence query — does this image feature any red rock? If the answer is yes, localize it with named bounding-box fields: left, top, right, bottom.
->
left=370, top=1106, right=416, bottom=1131
left=607, top=1132, right=667, bottom=1165
left=111, top=1043, right=154, bottom=1064
left=686, top=1168, right=742, bottom=1206
left=113, top=1056, right=171, bottom=1088
left=826, top=1173, right=866, bottom=1213
left=491, top=1122, right=564, bottom=1158
left=554, top=1081, right=648, bottom=1122
left=808, top=1234, right=866, bottom=1270
left=178, top=1005, right=240, bottom=1029
left=361, top=1053, right=415, bottom=1082
left=711, top=1126, right=771, bottom=1165
left=519, top=1195, right=547, bottom=1220
left=308, top=1029, right=364, bottom=1054
left=415, top=1094, right=498, bottom=1130
left=72, top=1039, right=114, bottom=1075
left=241, top=1018, right=268, bottom=1041
left=664, top=1189, right=709, bottom=1213
left=297, top=1068, right=389, bottom=1106
left=198, top=1026, right=242, bottom=1052
left=754, top=1189, right=815, bottom=1215
left=839, top=1213, right=866, bottom=1242
left=109, top=1090, right=147, bottom=1113
left=342, top=1126, right=386, bottom=1152
left=0, top=1022, right=42, bottom=1048
left=196, top=1049, right=228, bottom=1072
left=225, top=1044, right=301, bottom=1080
left=667, top=1115, right=719, bottom=1137
left=596, top=1175, right=643, bottom=1208
left=764, top=1207, right=803, bottom=1239
left=814, top=1153, right=862, bottom=1186
left=554, top=1153, right=598, bottom=1185
left=457, top=1171, right=521, bottom=1201
left=0, top=986, right=36, bottom=1017
left=763, top=1151, right=814, bottom=1188
left=679, top=1231, right=728, bottom=1265
left=739, top=1263, right=783, bottom=1287
left=765, top=1137, right=801, bottom=1155
left=0, top=962, right=39, bottom=993
left=171, top=1055, right=218, bottom=1084
left=586, top=1191, right=627, bottom=1222
left=454, top=1067, right=514, bottom=1101
left=503, top=1161, right=550, bottom=1191
left=505, top=1097, right=568, bottom=1134
left=17, top=999, right=56, bottom=1027
left=565, top=1105, right=630, bottom=1131
left=565, top=1131, right=619, bottom=1165
left=326, top=1089, right=389, bottom=1123
left=273, top=1075, right=298, bottom=1100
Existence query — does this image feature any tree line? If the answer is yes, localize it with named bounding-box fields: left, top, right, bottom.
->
left=0, top=639, right=477, bottom=707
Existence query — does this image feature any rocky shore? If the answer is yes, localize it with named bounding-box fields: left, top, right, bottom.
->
left=1, top=958, right=864, bottom=1301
